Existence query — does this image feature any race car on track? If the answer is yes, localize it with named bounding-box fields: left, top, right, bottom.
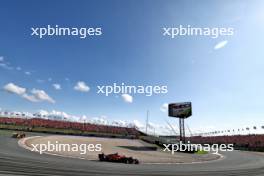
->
left=12, top=132, right=26, bottom=139
left=98, top=153, right=139, bottom=164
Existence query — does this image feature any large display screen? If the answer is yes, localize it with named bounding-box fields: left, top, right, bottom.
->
left=168, top=102, right=192, bottom=118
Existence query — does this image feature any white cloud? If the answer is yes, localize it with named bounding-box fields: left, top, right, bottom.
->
left=34, top=110, right=71, bottom=121
left=37, top=79, right=45, bottom=83
left=112, top=120, right=128, bottom=127
left=53, top=83, right=61, bottom=90
left=147, top=122, right=156, bottom=129
left=3, top=83, right=26, bottom=95
left=74, top=81, right=90, bottom=92
left=25, top=71, right=31, bottom=75
left=131, top=120, right=144, bottom=128
left=50, top=110, right=70, bottom=119
left=3, top=83, right=55, bottom=104
left=31, top=89, right=55, bottom=103
left=79, top=115, right=88, bottom=122
left=38, top=110, right=49, bottom=116
left=16, top=67, right=21, bottom=71
left=144, top=122, right=172, bottom=135
left=214, top=40, right=228, bottom=50
left=0, top=63, right=13, bottom=70
left=0, top=105, right=170, bottom=135
left=110, top=119, right=146, bottom=129
left=22, top=93, right=39, bottom=102
left=90, top=116, right=108, bottom=125
left=160, top=103, right=168, bottom=112
left=121, top=94, right=133, bottom=103
left=0, top=57, right=13, bottom=70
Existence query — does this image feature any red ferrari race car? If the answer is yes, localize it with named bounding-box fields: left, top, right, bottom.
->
left=98, top=153, right=139, bottom=164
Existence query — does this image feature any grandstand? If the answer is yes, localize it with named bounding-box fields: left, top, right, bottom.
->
left=1, top=111, right=264, bottom=152
left=189, top=135, right=264, bottom=152
left=0, top=117, right=142, bottom=138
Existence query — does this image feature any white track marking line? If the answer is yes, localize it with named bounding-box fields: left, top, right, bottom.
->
left=18, top=136, right=225, bottom=165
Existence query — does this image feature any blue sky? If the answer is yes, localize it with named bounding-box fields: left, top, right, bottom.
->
left=0, top=0, right=264, bottom=134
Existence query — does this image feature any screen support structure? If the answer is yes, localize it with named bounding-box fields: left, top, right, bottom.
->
left=168, top=102, right=192, bottom=144
left=179, top=118, right=186, bottom=143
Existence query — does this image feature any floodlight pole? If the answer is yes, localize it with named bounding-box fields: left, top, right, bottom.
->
left=146, top=110, right=149, bottom=134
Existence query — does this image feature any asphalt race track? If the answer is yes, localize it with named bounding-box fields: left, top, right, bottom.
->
left=1, top=132, right=264, bottom=176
